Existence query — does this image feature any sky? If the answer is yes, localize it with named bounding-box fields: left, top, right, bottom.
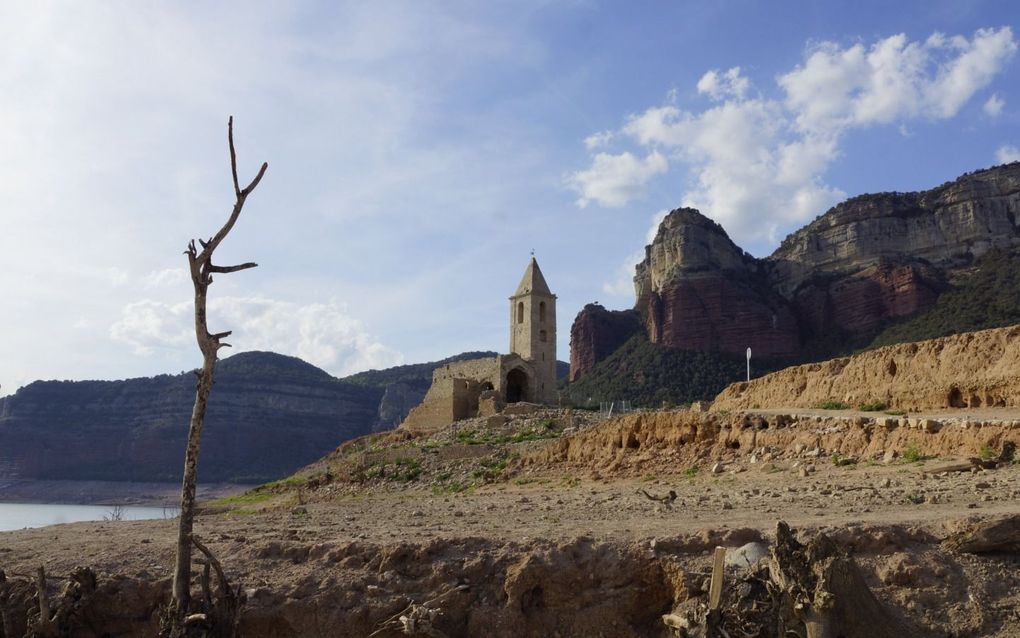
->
left=2, top=1, right=1019, bottom=393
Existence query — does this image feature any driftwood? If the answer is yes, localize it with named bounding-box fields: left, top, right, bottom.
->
left=944, top=515, right=1020, bottom=554
left=0, top=566, right=101, bottom=638
left=665, top=522, right=915, bottom=638
left=368, top=584, right=469, bottom=637
left=639, top=489, right=678, bottom=504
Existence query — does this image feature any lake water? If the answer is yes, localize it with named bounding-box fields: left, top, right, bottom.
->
left=0, top=502, right=172, bottom=532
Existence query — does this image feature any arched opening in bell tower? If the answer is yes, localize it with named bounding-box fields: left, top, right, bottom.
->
left=517, top=302, right=525, bottom=324
left=505, top=368, right=529, bottom=403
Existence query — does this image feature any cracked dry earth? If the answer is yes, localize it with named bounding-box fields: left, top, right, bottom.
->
left=2, top=407, right=1020, bottom=637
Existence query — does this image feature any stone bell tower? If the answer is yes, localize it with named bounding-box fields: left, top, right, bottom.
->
left=509, top=256, right=557, bottom=404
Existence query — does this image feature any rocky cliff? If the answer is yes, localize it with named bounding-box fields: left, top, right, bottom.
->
left=571, top=162, right=1020, bottom=380
left=632, top=208, right=801, bottom=359
left=568, top=304, right=642, bottom=381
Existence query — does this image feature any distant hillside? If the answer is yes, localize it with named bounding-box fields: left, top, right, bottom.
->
left=0, top=351, right=381, bottom=484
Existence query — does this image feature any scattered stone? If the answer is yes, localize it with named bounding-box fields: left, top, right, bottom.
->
left=711, top=463, right=725, bottom=475
left=725, top=541, right=769, bottom=568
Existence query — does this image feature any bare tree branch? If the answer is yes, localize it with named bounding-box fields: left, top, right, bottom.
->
left=208, top=262, right=258, bottom=274
left=228, top=116, right=241, bottom=198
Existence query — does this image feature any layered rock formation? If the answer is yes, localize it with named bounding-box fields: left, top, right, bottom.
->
left=0, top=352, right=383, bottom=483
left=633, top=209, right=801, bottom=360
left=571, top=163, right=1020, bottom=379
left=712, top=323, right=1020, bottom=412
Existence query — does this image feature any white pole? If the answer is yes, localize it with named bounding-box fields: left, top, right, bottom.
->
left=746, top=347, right=751, bottom=382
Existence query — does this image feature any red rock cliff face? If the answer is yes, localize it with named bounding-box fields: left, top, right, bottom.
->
left=632, top=208, right=801, bottom=359
left=640, top=275, right=800, bottom=357
left=569, top=304, right=642, bottom=381
left=793, top=261, right=943, bottom=339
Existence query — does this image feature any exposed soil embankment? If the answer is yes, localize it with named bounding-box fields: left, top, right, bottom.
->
left=521, top=409, right=1019, bottom=477
left=713, top=324, right=1020, bottom=412
left=3, top=516, right=1020, bottom=637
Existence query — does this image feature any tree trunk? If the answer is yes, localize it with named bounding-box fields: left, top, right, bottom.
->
left=167, top=116, right=266, bottom=631
left=171, top=347, right=215, bottom=610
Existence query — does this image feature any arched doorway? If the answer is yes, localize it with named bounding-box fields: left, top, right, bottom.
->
left=505, top=368, right=529, bottom=403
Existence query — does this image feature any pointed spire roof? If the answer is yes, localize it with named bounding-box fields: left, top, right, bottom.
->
left=513, top=257, right=553, bottom=297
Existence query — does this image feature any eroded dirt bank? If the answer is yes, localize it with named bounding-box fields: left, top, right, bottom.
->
left=713, top=324, right=1020, bottom=412
left=2, top=514, right=1020, bottom=637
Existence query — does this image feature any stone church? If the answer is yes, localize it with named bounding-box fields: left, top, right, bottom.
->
left=399, top=257, right=557, bottom=435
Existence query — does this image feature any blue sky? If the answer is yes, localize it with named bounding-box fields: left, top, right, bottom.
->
left=1, top=1, right=1018, bottom=392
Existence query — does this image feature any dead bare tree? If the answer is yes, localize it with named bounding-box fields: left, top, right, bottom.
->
left=168, top=117, right=267, bottom=631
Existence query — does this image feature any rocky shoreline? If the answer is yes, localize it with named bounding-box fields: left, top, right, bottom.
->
left=0, top=480, right=245, bottom=506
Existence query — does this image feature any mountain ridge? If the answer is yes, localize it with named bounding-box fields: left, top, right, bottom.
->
left=570, top=161, right=1020, bottom=392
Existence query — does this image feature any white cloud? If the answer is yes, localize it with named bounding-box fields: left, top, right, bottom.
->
left=984, top=93, right=1005, bottom=116
left=601, top=250, right=643, bottom=297
left=697, top=67, right=750, bottom=101
left=143, top=268, right=190, bottom=289
left=570, top=151, right=667, bottom=208
left=602, top=209, right=669, bottom=297
left=779, top=28, right=1016, bottom=133
left=572, top=27, right=1017, bottom=248
left=110, top=297, right=403, bottom=376
left=997, top=144, right=1020, bottom=164
left=583, top=130, right=615, bottom=150
left=925, top=27, right=1018, bottom=118
left=110, top=300, right=193, bottom=355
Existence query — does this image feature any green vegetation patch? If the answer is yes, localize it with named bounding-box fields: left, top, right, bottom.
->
left=210, top=491, right=275, bottom=507
left=858, top=400, right=887, bottom=412
left=565, top=334, right=765, bottom=407
left=831, top=453, right=857, bottom=467
left=365, top=458, right=422, bottom=482
left=455, top=423, right=562, bottom=446
left=816, top=400, right=850, bottom=410
left=901, top=446, right=932, bottom=463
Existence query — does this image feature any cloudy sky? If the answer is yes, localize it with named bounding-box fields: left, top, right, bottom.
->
left=2, top=1, right=1018, bottom=393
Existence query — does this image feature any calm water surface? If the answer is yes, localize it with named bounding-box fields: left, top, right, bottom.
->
left=0, top=503, right=171, bottom=531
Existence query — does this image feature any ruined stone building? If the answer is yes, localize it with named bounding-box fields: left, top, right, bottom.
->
left=400, top=257, right=557, bottom=434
